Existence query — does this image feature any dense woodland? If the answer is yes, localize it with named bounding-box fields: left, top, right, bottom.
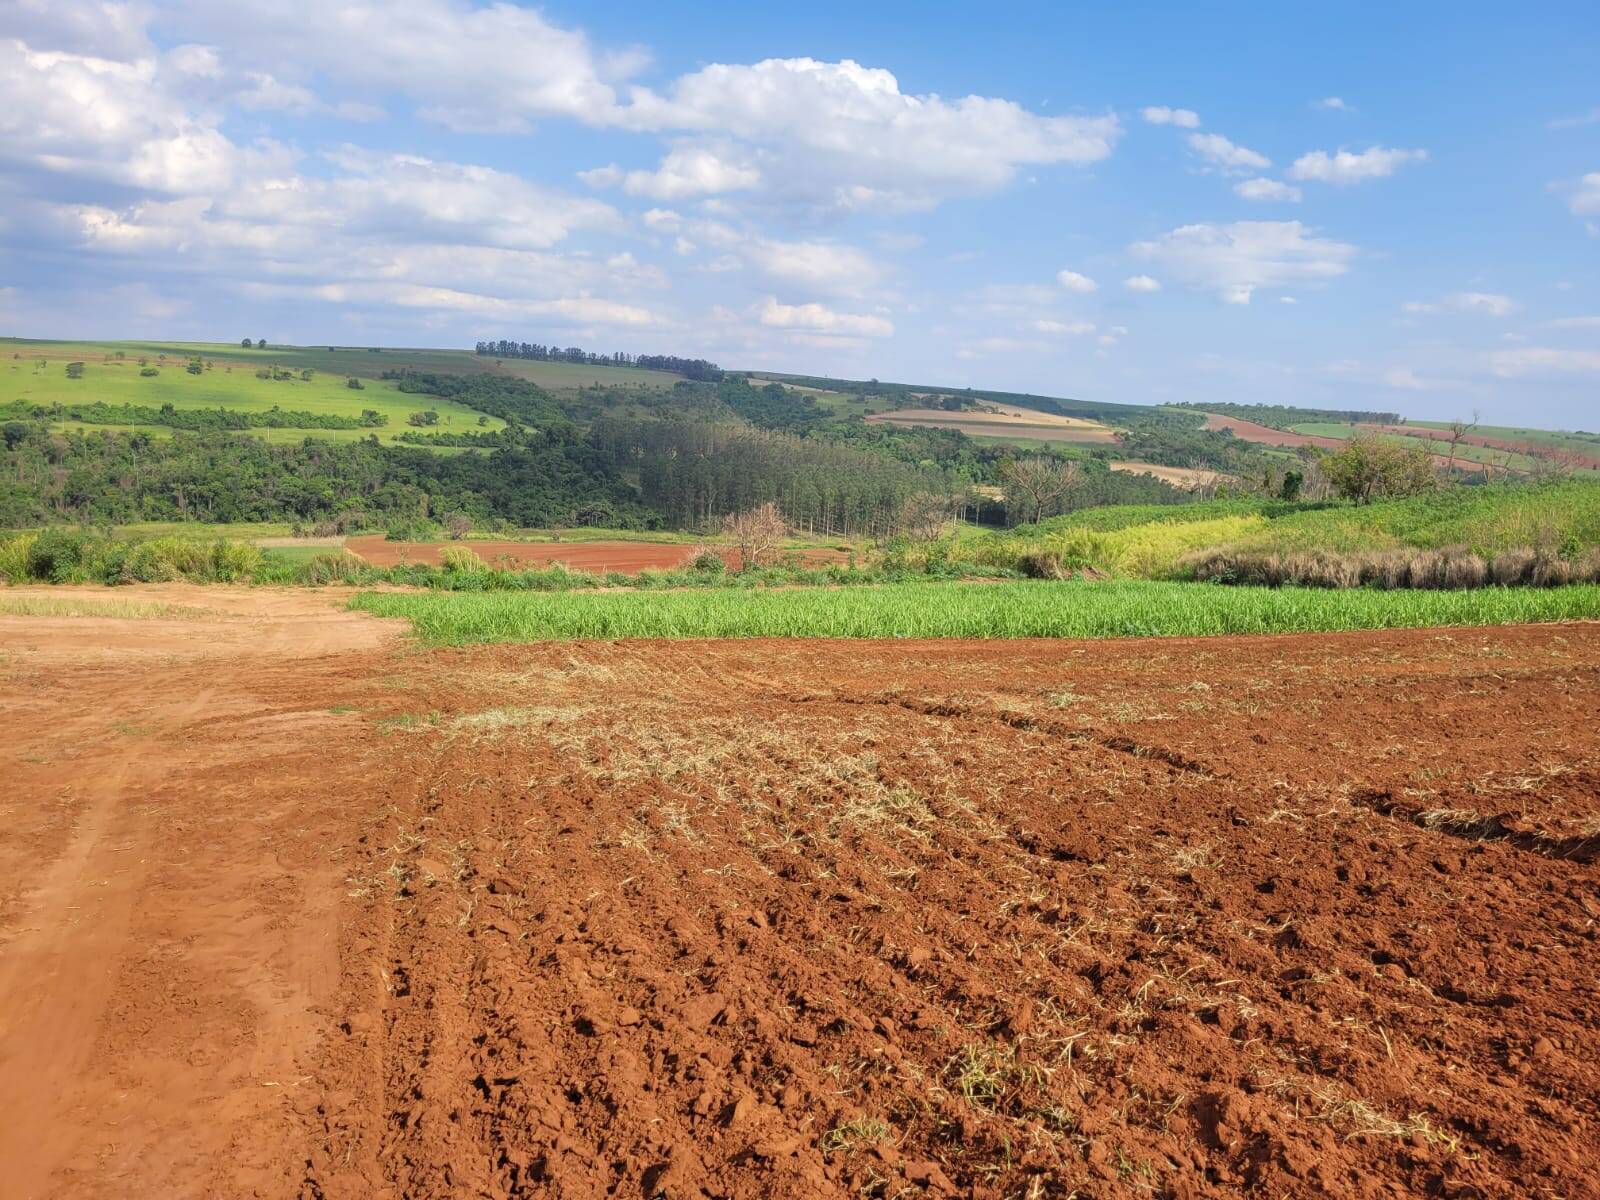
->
left=474, top=341, right=724, bottom=382
left=0, top=361, right=1311, bottom=530
left=1179, top=401, right=1402, bottom=430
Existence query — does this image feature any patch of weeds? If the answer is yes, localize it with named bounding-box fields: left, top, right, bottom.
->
left=375, top=711, right=442, bottom=735
left=945, top=1041, right=1044, bottom=1111
left=1047, top=690, right=1087, bottom=708
left=818, top=1115, right=890, bottom=1157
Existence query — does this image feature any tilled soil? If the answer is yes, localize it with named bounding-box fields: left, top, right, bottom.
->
left=1, top=591, right=1596, bottom=1198
left=344, top=537, right=851, bottom=574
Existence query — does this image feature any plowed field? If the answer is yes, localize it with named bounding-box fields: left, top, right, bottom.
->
left=344, top=536, right=850, bottom=573
left=2, top=587, right=1596, bottom=1198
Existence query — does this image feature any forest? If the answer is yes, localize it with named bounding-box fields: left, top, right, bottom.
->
left=473, top=341, right=724, bottom=381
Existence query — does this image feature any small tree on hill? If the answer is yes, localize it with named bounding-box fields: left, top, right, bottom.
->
left=64, top=361, right=84, bottom=379
left=256, top=338, right=267, bottom=349
left=241, top=337, right=253, bottom=348
left=1320, top=435, right=1435, bottom=504
left=999, top=456, right=1080, bottom=525
left=723, top=502, right=786, bottom=569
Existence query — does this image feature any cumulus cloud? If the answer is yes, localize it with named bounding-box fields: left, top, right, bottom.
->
left=615, top=57, right=1120, bottom=212
left=758, top=297, right=893, bottom=337
left=1056, top=269, right=1097, bottom=293
left=1187, top=132, right=1270, bottom=172
left=1287, top=146, right=1427, bottom=184
left=1129, top=220, right=1356, bottom=304
left=1489, top=347, right=1600, bottom=376
left=1567, top=171, right=1600, bottom=215
left=1141, top=105, right=1200, bottom=128
left=1233, top=177, right=1302, bottom=203
left=1315, top=97, right=1350, bottom=111
left=1032, top=319, right=1096, bottom=335
left=1123, top=274, right=1162, bottom=292
left=581, top=143, right=760, bottom=199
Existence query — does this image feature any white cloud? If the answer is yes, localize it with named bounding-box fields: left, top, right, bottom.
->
left=1548, top=315, right=1600, bottom=330
left=1141, top=105, right=1200, bottom=128
left=1448, top=291, right=1515, bottom=316
left=1383, top=367, right=1440, bottom=390
left=1287, top=146, right=1427, bottom=184
left=1489, top=347, right=1600, bottom=377
left=1568, top=172, right=1600, bottom=216
left=1549, top=108, right=1600, bottom=130
left=617, top=57, right=1120, bottom=211
left=1032, top=319, right=1096, bottom=335
left=1130, top=220, right=1356, bottom=304
left=1056, top=269, right=1097, bottom=293
left=1187, top=132, right=1270, bottom=172
left=1315, top=97, right=1350, bottom=112
left=1404, top=292, right=1516, bottom=318
left=582, top=143, right=760, bottom=199
left=758, top=297, right=893, bottom=337
left=1123, top=274, right=1162, bottom=292
left=1233, top=177, right=1302, bottom=203
left=740, top=236, right=883, bottom=294
left=169, top=0, right=638, bottom=134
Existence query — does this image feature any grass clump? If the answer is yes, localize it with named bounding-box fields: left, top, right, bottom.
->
left=349, top=579, right=1600, bottom=644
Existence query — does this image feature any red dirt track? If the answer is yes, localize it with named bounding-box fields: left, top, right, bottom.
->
left=1201, top=414, right=1510, bottom=474
left=345, top=536, right=851, bottom=573
left=2, top=588, right=1598, bottom=1198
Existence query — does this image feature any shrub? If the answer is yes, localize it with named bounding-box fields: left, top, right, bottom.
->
left=685, top=547, right=727, bottom=575
left=211, top=539, right=262, bottom=581
left=140, top=367, right=159, bottom=377
left=27, top=528, right=93, bottom=582
left=1015, top=550, right=1068, bottom=580
left=439, top=545, right=487, bottom=572
left=302, top=552, right=367, bottom=585
left=0, top=533, right=38, bottom=583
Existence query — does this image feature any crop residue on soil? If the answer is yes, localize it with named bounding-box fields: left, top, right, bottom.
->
left=2, top=590, right=1596, bottom=1198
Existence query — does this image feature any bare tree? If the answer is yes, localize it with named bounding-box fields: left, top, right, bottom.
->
left=1444, top=409, right=1480, bottom=475
left=722, top=502, right=787, bottom=569
left=899, top=490, right=961, bottom=541
left=999, top=457, right=1081, bottom=525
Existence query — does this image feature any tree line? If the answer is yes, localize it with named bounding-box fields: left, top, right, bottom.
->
left=473, top=341, right=724, bottom=382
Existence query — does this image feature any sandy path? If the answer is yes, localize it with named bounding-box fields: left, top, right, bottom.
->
left=0, top=587, right=402, bottom=1197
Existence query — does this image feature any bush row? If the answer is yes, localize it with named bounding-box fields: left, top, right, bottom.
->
left=1186, top=545, right=1600, bottom=589
left=0, top=530, right=262, bottom=585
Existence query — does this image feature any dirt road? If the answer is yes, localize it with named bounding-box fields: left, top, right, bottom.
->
left=2, top=587, right=1597, bottom=1197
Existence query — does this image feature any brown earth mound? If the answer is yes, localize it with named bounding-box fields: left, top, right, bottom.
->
left=2, top=591, right=1597, bottom=1198
left=344, top=536, right=851, bottom=573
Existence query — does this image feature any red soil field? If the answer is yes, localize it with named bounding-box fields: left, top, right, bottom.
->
left=2, top=588, right=1597, bottom=1197
left=1202, top=414, right=1509, bottom=474
left=1356, top=423, right=1600, bottom=471
left=345, top=535, right=851, bottom=573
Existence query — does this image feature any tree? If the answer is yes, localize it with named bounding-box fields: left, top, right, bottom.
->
left=346, top=377, right=365, bottom=390
left=999, top=456, right=1081, bottom=524
left=256, top=338, right=267, bottom=349
left=64, top=361, right=84, bottom=379
left=1444, top=410, right=1479, bottom=474
left=407, top=410, right=440, bottom=427
left=899, top=490, right=960, bottom=541
left=1319, top=435, right=1435, bottom=504
left=722, top=502, right=786, bottom=569
left=241, top=338, right=253, bottom=348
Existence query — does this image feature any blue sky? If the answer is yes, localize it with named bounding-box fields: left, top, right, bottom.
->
left=2, top=1, right=1597, bottom=427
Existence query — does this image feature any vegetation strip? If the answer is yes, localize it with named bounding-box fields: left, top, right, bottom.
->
left=348, top=580, right=1600, bottom=644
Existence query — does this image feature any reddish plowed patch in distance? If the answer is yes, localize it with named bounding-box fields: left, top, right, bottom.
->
left=344, top=535, right=851, bottom=574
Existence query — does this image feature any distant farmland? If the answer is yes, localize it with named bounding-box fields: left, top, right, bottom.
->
left=866, top=401, right=1117, bottom=444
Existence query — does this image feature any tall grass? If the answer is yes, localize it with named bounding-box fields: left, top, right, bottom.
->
left=349, top=580, right=1600, bottom=644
